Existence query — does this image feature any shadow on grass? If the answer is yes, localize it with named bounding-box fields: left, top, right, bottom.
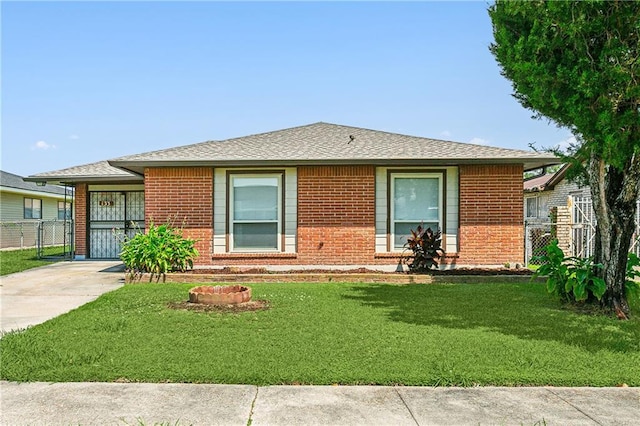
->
left=344, top=283, right=640, bottom=353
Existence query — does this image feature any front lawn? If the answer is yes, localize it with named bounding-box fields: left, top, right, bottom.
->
left=0, top=247, right=63, bottom=276
left=1, top=282, right=638, bottom=386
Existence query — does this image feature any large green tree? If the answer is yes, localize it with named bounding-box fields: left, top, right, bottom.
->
left=489, top=1, right=640, bottom=318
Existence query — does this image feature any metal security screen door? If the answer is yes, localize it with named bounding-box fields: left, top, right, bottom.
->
left=89, top=191, right=144, bottom=258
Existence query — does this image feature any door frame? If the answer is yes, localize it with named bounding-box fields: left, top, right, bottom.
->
left=86, top=190, right=145, bottom=259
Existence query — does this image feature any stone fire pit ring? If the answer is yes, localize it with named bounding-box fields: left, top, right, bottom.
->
left=188, top=285, right=252, bottom=305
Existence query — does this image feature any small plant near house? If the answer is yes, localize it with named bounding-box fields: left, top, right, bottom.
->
left=403, top=225, right=444, bottom=273
left=532, top=240, right=606, bottom=303
left=120, top=221, right=199, bottom=282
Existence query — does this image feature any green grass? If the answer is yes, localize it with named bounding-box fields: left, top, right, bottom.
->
left=0, top=247, right=64, bottom=275
left=1, top=282, right=639, bottom=386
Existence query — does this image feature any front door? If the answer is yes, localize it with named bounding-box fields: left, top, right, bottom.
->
left=88, top=191, right=144, bottom=258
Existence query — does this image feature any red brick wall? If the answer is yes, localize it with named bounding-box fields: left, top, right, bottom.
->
left=136, top=164, right=523, bottom=267
left=74, top=183, right=87, bottom=257
left=145, top=167, right=213, bottom=264
left=458, top=164, right=524, bottom=265
left=295, top=165, right=376, bottom=264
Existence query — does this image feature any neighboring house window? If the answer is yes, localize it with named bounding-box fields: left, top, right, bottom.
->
left=229, top=173, right=282, bottom=251
left=526, top=197, right=539, bottom=218
left=24, top=198, right=42, bottom=219
left=390, top=173, right=443, bottom=249
left=58, top=201, right=72, bottom=219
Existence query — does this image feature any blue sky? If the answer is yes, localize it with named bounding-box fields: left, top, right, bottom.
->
left=1, top=1, right=572, bottom=177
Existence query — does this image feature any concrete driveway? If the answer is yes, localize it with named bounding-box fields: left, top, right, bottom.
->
left=0, top=261, right=124, bottom=333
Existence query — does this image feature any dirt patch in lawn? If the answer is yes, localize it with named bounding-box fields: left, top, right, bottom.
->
left=167, top=300, right=270, bottom=313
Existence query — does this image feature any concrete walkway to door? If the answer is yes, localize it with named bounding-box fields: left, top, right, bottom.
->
left=0, top=261, right=124, bottom=333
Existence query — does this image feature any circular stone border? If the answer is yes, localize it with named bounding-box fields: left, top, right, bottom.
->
left=189, top=285, right=252, bottom=305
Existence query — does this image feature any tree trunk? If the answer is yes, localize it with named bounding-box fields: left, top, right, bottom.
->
left=588, top=153, right=640, bottom=319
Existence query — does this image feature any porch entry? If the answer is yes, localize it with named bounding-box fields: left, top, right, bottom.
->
left=88, top=191, right=144, bottom=259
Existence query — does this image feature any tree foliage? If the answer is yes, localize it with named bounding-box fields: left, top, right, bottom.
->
left=489, top=1, right=640, bottom=318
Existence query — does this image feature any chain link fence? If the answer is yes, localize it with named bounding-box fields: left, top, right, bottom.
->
left=0, top=220, right=73, bottom=259
left=524, top=222, right=555, bottom=266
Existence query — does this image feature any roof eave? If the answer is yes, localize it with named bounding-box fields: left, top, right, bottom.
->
left=545, top=163, right=571, bottom=189
left=110, top=156, right=560, bottom=174
left=24, top=175, right=144, bottom=185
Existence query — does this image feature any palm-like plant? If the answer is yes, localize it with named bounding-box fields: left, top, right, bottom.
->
left=403, top=225, right=444, bottom=272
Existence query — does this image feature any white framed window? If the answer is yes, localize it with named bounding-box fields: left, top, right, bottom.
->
left=229, top=173, right=282, bottom=251
left=390, top=173, right=443, bottom=250
left=24, top=198, right=42, bottom=219
left=526, top=197, right=539, bottom=218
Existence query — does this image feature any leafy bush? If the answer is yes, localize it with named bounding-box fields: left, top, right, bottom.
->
left=403, top=225, right=444, bottom=272
left=120, top=222, right=199, bottom=282
left=625, top=252, right=640, bottom=302
left=532, top=240, right=605, bottom=303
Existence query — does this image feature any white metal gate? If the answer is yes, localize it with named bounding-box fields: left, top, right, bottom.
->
left=571, top=195, right=640, bottom=258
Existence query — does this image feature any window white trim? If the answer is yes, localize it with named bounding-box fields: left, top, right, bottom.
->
left=390, top=173, right=443, bottom=251
left=228, top=173, right=283, bottom=252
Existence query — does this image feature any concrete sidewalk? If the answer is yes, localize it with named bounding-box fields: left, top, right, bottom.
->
left=1, top=382, right=638, bottom=425
left=0, top=260, right=124, bottom=332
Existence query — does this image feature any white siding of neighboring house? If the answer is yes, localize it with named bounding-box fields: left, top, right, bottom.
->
left=0, top=190, right=67, bottom=221
left=213, top=167, right=297, bottom=254
left=375, top=166, right=459, bottom=254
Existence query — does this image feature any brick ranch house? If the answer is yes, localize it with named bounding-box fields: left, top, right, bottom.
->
left=27, top=122, right=558, bottom=268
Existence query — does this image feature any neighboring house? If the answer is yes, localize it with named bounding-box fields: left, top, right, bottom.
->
left=1, top=170, right=72, bottom=221
left=523, top=164, right=588, bottom=223
left=26, top=122, right=557, bottom=266
left=1, top=170, right=73, bottom=249
left=523, top=164, right=640, bottom=259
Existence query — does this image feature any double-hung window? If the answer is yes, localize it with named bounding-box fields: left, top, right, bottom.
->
left=229, top=173, right=282, bottom=251
left=24, top=198, right=42, bottom=219
left=390, top=173, right=443, bottom=250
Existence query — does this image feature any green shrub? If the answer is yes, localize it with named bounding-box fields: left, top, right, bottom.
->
left=120, top=222, right=199, bottom=282
left=625, top=252, right=640, bottom=302
left=532, top=240, right=605, bottom=303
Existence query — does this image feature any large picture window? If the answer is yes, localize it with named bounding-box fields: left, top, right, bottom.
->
left=391, top=173, right=443, bottom=249
left=229, top=174, right=282, bottom=251
left=24, top=198, right=42, bottom=219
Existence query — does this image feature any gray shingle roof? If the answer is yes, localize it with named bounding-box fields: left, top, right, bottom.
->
left=25, top=161, right=141, bottom=184
left=110, top=122, right=558, bottom=174
left=28, top=123, right=559, bottom=182
left=1, top=170, right=68, bottom=195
